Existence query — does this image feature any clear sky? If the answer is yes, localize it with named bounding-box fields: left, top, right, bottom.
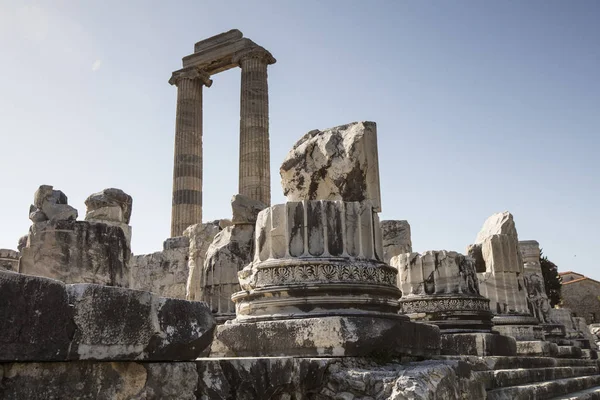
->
left=0, top=1, right=598, bottom=278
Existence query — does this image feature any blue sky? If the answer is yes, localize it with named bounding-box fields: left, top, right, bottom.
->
left=0, top=1, right=598, bottom=277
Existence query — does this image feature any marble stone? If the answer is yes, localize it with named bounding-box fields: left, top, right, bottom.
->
left=549, top=308, right=579, bottom=339
left=381, top=219, right=412, bottom=264
left=19, top=219, right=130, bottom=287
left=280, top=121, right=382, bottom=212
left=213, top=199, right=440, bottom=357
left=0, top=270, right=215, bottom=361
left=183, top=221, right=223, bottom=301
left=393, top=250, right=492, bottom=332
left=574, top=317, right=598, bottom=350
left=29, top=185, right=77, bottom=222
left=392, top=250, right=516, bottom=356
left=85, top=188, right=133, bottom=224
left=520, top=240, right=552, bottom=323
left=129, top=237, right=190, bottom=299
left=0, top=248, right=19, bottom=271
left=230, top=194, right=267, bottom=225
left=469, top=212, right=539, bottom=334
left=0, top=358, right=486, bottom=400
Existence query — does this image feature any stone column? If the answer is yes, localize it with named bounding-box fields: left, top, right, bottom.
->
left=169, top=67, right=212, bottom=237
left=234, top=47, right=276, bottom=206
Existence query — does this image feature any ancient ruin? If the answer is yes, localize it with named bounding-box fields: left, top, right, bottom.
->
left=2, top=30, right=600, bottom=399
left=169, top=29, right=275, bottom=236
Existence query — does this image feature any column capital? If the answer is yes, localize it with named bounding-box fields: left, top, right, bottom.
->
left=169, top=67, right=213, bottom=87
left=233, top=46, right=276, bottom=66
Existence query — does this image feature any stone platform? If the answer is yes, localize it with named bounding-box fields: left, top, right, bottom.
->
left=210, top=315, right=441, bottom=358
left=441, top=332, right=517, bottom=357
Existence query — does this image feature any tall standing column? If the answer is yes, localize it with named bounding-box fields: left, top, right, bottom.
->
left=169, top=67, right=212, bottom=237
left=234, top=47, right=276, bottom=206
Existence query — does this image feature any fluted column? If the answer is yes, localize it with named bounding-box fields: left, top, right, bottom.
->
left=169, top=67, right=212, bottom=237
left=234, top=47, right=276, bottom=206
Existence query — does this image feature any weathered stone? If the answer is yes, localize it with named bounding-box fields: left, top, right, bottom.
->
left=85, top=188, right=133, bottom=224
left=183, top=222, right=223, bottom=301
left=230, top=193, right=267, bottom=225
left=393, top=250, right=493, bottom=333
left=0, top=270, right=76, bottom=361
left=17, top=235, right=28, bottom=253
left=211, top=315, right=440, bottom=358
left=19, top=220, right=130, bottom=287
left=30, top=185, right=77, bottom=222
left=469, top=212, right=539, bottom=336
left=0, top=271, right=215, bottom=361
left=381, top=219, right=412, bottom=264
left=0, top=249, right=19, bottom=271
left=549, top=308, right=579, bottom=339
left=280, top=121, right=382, bottom=212
left=163, top=235, right=190, bottom=250
left=0, top=357, right=486, bottom=400
left=130, top=239, right=189, bottom=299
left=520, top=240, right=551, bottom=323
left=574, top=316, right=598, bottom=350
left=202, top=224, right=254, bottom=321
left=440, top=333, right=517, bottom=357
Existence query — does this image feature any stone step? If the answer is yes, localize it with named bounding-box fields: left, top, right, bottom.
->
left=437, top=356, right=599, bottom=371
left=557, top=346, right=583, bottom=359
left=551, top=385, right=600, bottom=399
left=486, top=375, right=600, bottom=400
left=476, top=366, right=598, bottom=390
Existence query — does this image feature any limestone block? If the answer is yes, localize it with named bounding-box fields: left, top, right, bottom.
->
left=381, top=219, right=412, bottom=264
left=393, top=250, right=480, bottom=296
left=477, top=271, right=529, bottom=315
left=202, top=224, right=254, bottom=316
left=67, top=284, right=215, bottom=360
left=231, top=193, right=267, bottom=225
left=17, top=235, right=28, bottom=252
left=0, top=270, right=76, bottom=361
left=574, top=316, right=598, bottom=350
left=520, top=240, right=542, bottom=265
left=280, top=121, right=382, bottom=212
left=183, top=222, right=223, bottom=301
left=211, top=315, right=440, bottom=358
left=475, top=211, right=518, bottom=243
left=19, top=220, right=130, bottom=287
left=30, top=184, right=78, bottom=222
left=0, top=270, right=215, bottom=361
left=85, top=206, right=123, bottom=223
left=549, top=308, right=579, bottom=339
left=250, top=200, right=383, bottom=268
left=440, top=332, right=517, bottom=356
left=0, top=248, right=19, bottom=271
left=0, top=361, right=200, bottom=400
left=129, top=238, right=189, bottom=299
left=85, top=188, right=133, bottom=224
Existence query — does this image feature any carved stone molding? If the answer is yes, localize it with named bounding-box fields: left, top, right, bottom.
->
left=232, top=46, right=276, bottom=66
left=244, top=259, right=397, bottom=290
left=169, top=67, right=213, bottom=87
left=399, top=295, right=490, bottom=314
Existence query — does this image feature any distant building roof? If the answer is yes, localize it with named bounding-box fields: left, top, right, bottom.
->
left=561, top=274, right=600, bottom=286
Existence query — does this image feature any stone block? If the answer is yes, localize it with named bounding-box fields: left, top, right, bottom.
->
left=183, top=222, right=223, bottom=301
left=202, top=224, right=254, bottom=318
left=30, top=185, right=77, bottom=222
left=0, top=271, right=215, bottom=361
left=280, top=121, right=382, bottom=212
left=231, top=193, right=267, bottom=225
left=85, top=188, right=133, bottom=224
left=19, top=220, right=130, bottom=287
left=494, top=323, right=544, bottom=341
left=475, top=211, right=518, bottom=243
left=85, top=206, right=123, bottom=223
left=129, top=243, right=189, bottom=299
left=440, top=332, right=517, bottom=356
left=0, top=249, right=19, bottom=271
left=381, top=219, right=412, bottom=264
left=515, top=340, right=559, bottom=356
left=0, top=271, right=75, bottom=361
left=210, top=315, right=440, bottom=358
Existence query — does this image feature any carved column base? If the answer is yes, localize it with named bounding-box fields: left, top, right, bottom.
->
left=399, top=294, right=493, bottom=333
left=210, top=315, right=440, bottom=358
left=235, top=258, right=402, bottom=322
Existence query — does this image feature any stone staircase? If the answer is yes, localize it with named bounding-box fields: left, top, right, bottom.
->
left=471, top=357, right=600, bottom=399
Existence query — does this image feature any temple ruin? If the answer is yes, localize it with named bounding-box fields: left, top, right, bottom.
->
left=2, top=30, right=600, bottom=399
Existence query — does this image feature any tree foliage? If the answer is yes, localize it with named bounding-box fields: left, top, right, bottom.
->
left=540, top=249, right=562, bottom=307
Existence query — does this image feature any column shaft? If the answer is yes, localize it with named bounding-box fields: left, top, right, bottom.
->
left=171, top=78, right=204, bottom=237
left=239, top=57, right=271, bottom=205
